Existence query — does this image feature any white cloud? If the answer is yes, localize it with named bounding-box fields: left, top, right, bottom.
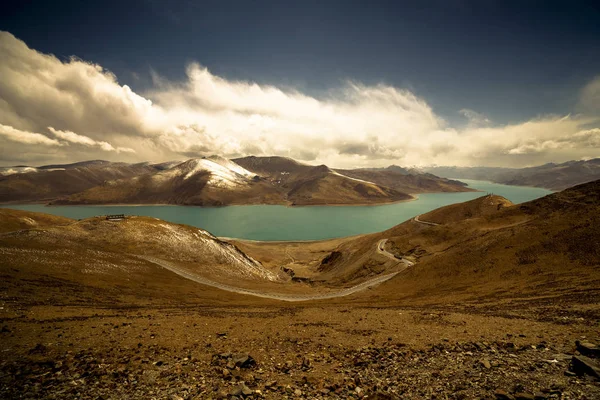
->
left=0, top=123, right=62, bottom=146
left=0, top=30, right=599, bottom=168
left=47, top=127, right=135, bottom=153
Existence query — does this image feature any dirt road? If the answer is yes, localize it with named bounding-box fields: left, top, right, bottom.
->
left=413, top=214, right=440, bottom=226
left=140, top=255, right=399, bottom=302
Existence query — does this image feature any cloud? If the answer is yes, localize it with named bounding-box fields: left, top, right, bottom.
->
left=0, top=30, right=599, bottom=168
left=0, top=123, right=62, bottom=146
left=507, top=128, right=600, bottom=154
left=47, top=127, right=135, bottom=153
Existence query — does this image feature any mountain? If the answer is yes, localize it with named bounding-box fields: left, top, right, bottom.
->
left=1, top=155, right=473, bottom=206
left=425, top=158, right=600, bottom=190
left=55, top=156, right=418, bottom=206
left=334, top=168, right=472, bottom=194
left=0, top=161, right=162, bottom=203
left=53, top=156, right=281, bottom=206
left=233, top=156, right=471, bottom=205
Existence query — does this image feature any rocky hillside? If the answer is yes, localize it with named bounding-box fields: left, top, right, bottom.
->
left=0, top=209, right=281, bottom=300
left=315, top=179, right=600, bottom=303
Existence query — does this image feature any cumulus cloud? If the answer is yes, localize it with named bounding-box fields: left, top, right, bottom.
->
left=0, top=30, right=599, bottom=168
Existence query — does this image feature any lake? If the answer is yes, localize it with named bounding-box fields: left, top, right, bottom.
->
left=1, top=179, right=552, bottom=241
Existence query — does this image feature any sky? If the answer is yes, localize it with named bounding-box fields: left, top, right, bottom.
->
left=0, top=0, right=599, bottom=168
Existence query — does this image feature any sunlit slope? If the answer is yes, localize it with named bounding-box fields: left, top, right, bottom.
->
left=320, top=180, right=600, bottom=304
left=0, top=208, right=73, bottom=233
left=0, top=161, right=161, bottom=203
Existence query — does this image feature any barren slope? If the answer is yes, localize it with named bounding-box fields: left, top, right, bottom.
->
left=0, top=161, right=160, bottom=203
left=305, top=180, right=600, bottom=305
left=336, top=168, right=474, bottom=194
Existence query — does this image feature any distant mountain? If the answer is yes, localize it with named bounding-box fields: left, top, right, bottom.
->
left=424, top=158, right=600, bottom=190
left=53, top=156, right=280, bottom=206
left=0, top=161, right=162, bottom=203
left=58, top=156, right=413, bottom=206
left=233, top=156, right=417, bottom=205
left=334, top=168, right=472, bottom=194
left=1, top=155, right=472, bottom=206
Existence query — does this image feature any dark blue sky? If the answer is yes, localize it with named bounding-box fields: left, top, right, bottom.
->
left=2, top=0, right=599, bottom=125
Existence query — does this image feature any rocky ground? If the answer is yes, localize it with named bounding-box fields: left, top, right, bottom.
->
left=1, top=306, right=599, bottom=399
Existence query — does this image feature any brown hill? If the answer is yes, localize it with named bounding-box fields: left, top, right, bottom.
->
left=0, top=161, right=160, bottom=203
left=0, top=208, right=72, bottom=233
left=417, top=194, right=513, bottom=225
left=58, top=156, right=411, bottom=206
left=335, top=168, right=474, bottom=194
left=233, top=156, right=476, bottom=205
left=284, top=164, right=411, bottom=205
left=425, top=158, right=600, bottom=191
left=53, top=156, right=282, bottom=206
left=309, top=179, right=600, bottom=306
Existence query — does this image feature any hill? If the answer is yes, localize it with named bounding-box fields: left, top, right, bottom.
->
left=1, top=155, right=473, bottom=206
left=0, top=208, right=73, bottom=233
left=56, top=156, right=413, bottom=206
left=334, top=168, right=473, bottom=194
left=425, top=158, right=600, bottom=190
left=233, top=156, right=471, bottom=205
left=0, top=161, right=161, bottom=203
left=2, top=181, right=600, bottom=399
left=52, top=156, right=288, bottom=206
left=304, top=179, right=600, bottom=306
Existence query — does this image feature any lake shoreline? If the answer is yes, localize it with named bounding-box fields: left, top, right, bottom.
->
left=0, top=180, right=552, bottom=241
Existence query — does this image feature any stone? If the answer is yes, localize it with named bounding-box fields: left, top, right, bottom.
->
left=232, top=353, right=255, bottom=369
left=229, top=386, right=243, bottom=397
left=571, top=355, right=600, bottom=378
left=495, top=389, right=515, bottom=400
left=576, top=341, right=600, bottom=358
left=241, top=384, right=253, bottom=396
left=515, top=393, right=535, bottom=400
left=481, top=359, right=492, bottom=369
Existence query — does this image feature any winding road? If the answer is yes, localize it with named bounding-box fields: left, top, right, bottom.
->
left=140, top=255, right=400, bottom=302
left=413, top=215, right=440, bottom=226
left=377, top=239, right=415, bottom=268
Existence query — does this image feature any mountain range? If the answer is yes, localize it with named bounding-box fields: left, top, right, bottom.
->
left=425, top=158, right=600, bottom=190
left=0, top=156, right=472, bottom=206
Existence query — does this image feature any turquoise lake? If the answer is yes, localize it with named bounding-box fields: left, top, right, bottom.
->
left=1, top=180, right=552, bottom=241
